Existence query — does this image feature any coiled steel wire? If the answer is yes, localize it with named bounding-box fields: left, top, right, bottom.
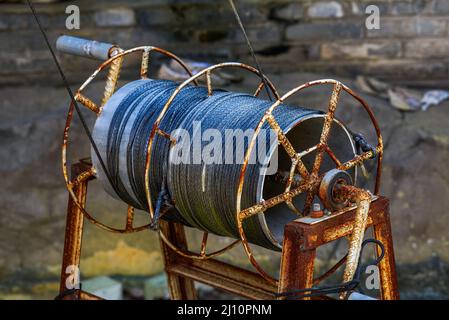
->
left=92, top=79, right=356, bottom=250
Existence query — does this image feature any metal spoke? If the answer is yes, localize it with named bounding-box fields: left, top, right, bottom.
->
left=140, top=47, right=151, bottom=79
left=323, top=145, right=342, bottom=167
left=101, top=53, right=123, bottom=107
left=156, top=128, right=177, bottom=145
left=284, top=159, right=302, bottom=215
left=338, top=149, right=378, bottom=172
left=304, top=82, right=342, bottom=214
left=298, top=144, right=320, bottom=159
left=200, top=232, right=209, bottom=257
left=126, top=206, right=134, bottom=231
left=206, top=70, right=212, bottom=96
left=266, top=115, right=309, bottom=179
left=253, top=81, right=264, bottom=97
left=238, top=182, right=309, bottom=221
left=75, top=93, right=100, bottom=114
left=310, top=82, right=342, bottom=177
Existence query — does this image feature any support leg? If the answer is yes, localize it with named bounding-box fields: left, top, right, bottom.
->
left=159, top=220, right=197, bottom=300
left=59, top=163, right=88, bottom=296
left=278, top=224, right=316, bottom=300
left=373, top=208, right=400, bottom=300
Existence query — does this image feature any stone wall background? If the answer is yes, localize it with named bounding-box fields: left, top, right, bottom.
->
left=1, top=0, right=449, bottom=299
left=1, top=0, right=449, bottom=86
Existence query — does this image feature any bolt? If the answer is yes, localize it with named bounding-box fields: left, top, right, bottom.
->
left=310, top=202, right=324, bottom=218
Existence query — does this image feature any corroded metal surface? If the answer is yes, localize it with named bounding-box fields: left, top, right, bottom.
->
left=58, top=290, right=103, bottom=300
left=266, top=114, right=309, bottom=179
left=75, top=92, right=99, bottom=114
left=236, top=78, right=384, bottom=282
left=303, top=82, right=342, bottom=214
left=59, top=163, right=90, bottom=294
left=125, top=206, right=135, bottom=231
left=67, top=166, right=95, bottom=188
left=140, top=47, right=150, bottom=79
left=338, top=185, right=372, bottom=298
left=101, top=51, right=123, bottom=108
left=373, top=208, right=400, bottom=300
left=278, top=197, right=399, bottom=300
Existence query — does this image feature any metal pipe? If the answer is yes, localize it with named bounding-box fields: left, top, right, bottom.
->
left=56, top=35, right=119, bottom=60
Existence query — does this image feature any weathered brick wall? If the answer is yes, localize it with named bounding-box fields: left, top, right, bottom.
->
left=0, top=0, right=448, bottom=87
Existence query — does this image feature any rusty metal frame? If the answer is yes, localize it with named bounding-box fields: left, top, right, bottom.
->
left=59, top=162, right=398, bottom=300
left=236, top=79, right=383, bottom=284
left=278, top=196, right=399, bottom=300
left=57, top=42, right=397, bottom=299
left=63, top=73, right=387, bottom=287
left=145, top=62, right=281, bottom=260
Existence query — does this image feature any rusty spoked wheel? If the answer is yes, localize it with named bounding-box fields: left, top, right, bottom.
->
left=62, top=46, right=198, bottom=233
left=236, top=79, right=383, bottom=285
left=146, top=62, right=281, bottom=259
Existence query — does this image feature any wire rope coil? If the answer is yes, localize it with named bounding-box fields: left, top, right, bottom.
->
left=92, top=78, right=357, bottom=250
left=58, top=43, right=382, bottom=281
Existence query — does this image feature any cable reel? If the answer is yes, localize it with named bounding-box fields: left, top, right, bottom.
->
left=60, top=38, right=383, bottom=286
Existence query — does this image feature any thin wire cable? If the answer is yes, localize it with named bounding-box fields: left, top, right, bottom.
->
left=228, top=0, right=273, bottom=101
left=26, top=0, right=115, bottom=188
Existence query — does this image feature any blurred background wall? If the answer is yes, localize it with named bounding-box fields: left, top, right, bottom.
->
left=1, top=0, right=449, bottom=299
left=2, top=0, right=449, bottom=86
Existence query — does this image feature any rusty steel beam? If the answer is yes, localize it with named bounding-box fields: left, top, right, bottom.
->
left=59, top=162, right=92, bottom=294
left=295, top=198, right=387, bottom=249
left=373, top=208, right=400, bottom=300
left=167, top=255, right=278, bottom=300
left=278, top=197, right=399, bottom=300
left=278, top=230, right=315, bottom=300
left=339, top=186, right=372, bottom=290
